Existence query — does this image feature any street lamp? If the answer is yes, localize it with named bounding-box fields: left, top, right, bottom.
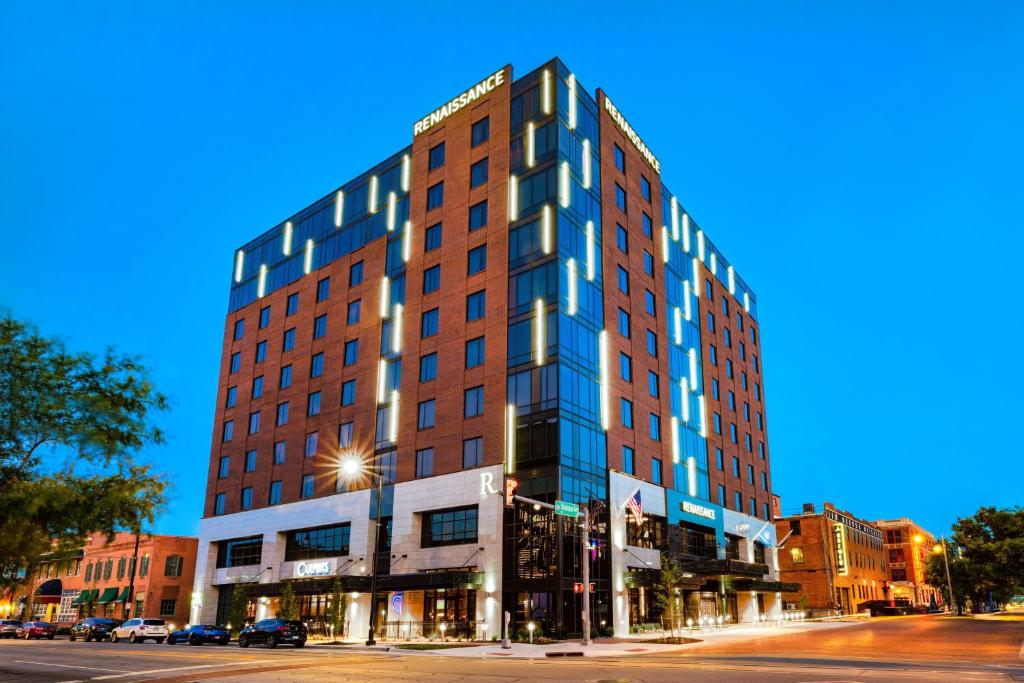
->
left=339, top=452, right=385, bottom=646
left=933, top=537, right=956, bottom=614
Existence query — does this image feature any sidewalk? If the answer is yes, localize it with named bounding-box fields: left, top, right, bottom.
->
left=308, top=620, right=858, bottom=659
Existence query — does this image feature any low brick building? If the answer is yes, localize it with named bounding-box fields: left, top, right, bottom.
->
left=0, top=533, right=197, bottom=629
left=774, top=503, right=889, bottom=614
left=873, top=517, right=943, bottom=608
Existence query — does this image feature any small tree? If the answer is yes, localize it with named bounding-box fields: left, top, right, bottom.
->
left=325, top=577, right=347, bottom=641
left=652, top=557, right=687, bottom=637
left=227, top=585, right=249, bottom=636
left=278, top=582, right=298, bottom=620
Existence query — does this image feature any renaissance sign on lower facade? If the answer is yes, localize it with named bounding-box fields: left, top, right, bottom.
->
left=413, top=68, right=506, bottom=136
left=682, top=500, right=716, bottom=520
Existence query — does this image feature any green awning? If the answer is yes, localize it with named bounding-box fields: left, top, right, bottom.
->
left=116, top=586, right=131, bottom=602
left=95, top=587, right=119, bottom=604
left=70, top=591, right=88, bottom=606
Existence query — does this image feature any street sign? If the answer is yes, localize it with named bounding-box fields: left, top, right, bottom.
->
left=554, top=500, right=580, bottom=517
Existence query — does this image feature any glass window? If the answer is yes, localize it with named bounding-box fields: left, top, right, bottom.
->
left=225, top=386, right=237, bottom=408
left=259, top=306, right=271, bottom=329
left=215, top=536, right=263, bottom=568
left=647, top=370, right=659, bottom=398
left=417, top=399, right=436, bottom=429
left=280, top=365, right=292, bottom=388
left=283, top=328, right=296, bottom=352
left=248, top=411, right=260, bottom=434
left=305, top=431, right=318, bottom=458
left=245, top=449, right=257, bottom=472
left=748, top=464, right=755, bottom=484
left=274, top=440, right=286, bottom=464
left=253, top=376, right=264, bottom=399
left=310, top=352, right=324, bottom=378
left=466, top=336, right=485, bottom=368
left=470, top=158, right=488, bottom=188
left=618, top=308, right=630, bottom=338
left=616, top=224, right=628, bottom=253
left=617, top=266, right=629, bottom=294
left=613, top=143, right=624, bottom=171
left=415, top=448, right=434, bottom=478
left=348, top=259, right=364, bottom=286
left=652, top=457, right=662, bottom=484
left=338, top=422, right=353, bottom=448
left=255, top=340, right=267, bottom=362
left=464, top=385, right=484, bottom=418
left=301, top=474, right=314, bottom=499
left=711, top=378, right=719, bottom=399
left=723, top=327, right=731, bottom=347
left=347, top=300, right=361, bottom=324
left=646, top=329, right=657, bottom=357
left=615, top=183, right=626, bottom=212
left=276, top=401, right=288, bottom=426
left=423, top=265, right=441, bottom=294
left=222, top=420, right=233, bottom=442
left=714, top=412, right=722, bottom=434
left=709, top=345, right=718, bottom=365
left=641, top=175, right=651, bottom=202
left=469, top=200, right=488, bottom=231
left=642, top=212, right=652, bottom=238
left=463, top=437, right=483, bottom=468
left=316, top=277, right=331, bottom=302
left=341, top=380, right=356, bottom=406
left=468, top=245, right=487, bottom=275
left=622, top=446, right=634, bottom=475
left=229, top=352, right=240, bottom=373
left=707, top=311, right=715, bottom=332
left=422, top=506, right=478, bottom=547
left=286, top=293, right=299, bottom=316
left=643, top=250, right=654, bottom=275
left=313, top=314, right=327, bottom=339
left=718, top=485, right=726, bottom=506
left=471, top=116, right=490, bottom=146
left=649, top=413, right=661, bottom=441
left=240, top=486, right=253, bottom=510
left=621, top=398, right=633, bottom=428
left=269, top=481, right=282, bottom=505
left=428, top=142, right=445, bottom=170
left=218, top=456, right=229, bottom=479
left=307, top=391, right=321, bottom=416
left=726, top=359, right=734, bottom=378
left=421, top=308, right=439, bottom=338
left=466, top=290, right=486, bottom=321
left=284, top=524, right=350, bottom=561
left=619, top=352, right=632, bottom=382
left=716, top=448, right=724, bottom=470
left=419, top=353, right=437, bottom=382
left=645, top=290, right=656, bottom=316
left=425, top=222, right=442, bottom=252
left=427, top=181, right=444, bottom=211
left=233, top=319, right=244, bottom=341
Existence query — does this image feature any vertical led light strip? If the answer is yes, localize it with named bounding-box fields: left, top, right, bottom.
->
left=710, top=252, right=718, bottom=276
left=582, top=139, right=592, bottom=189
left=380, top=276, right=391, bottom=318
left=368, top=175, right=379, bottom=213
left=526, top=122, right=536, bottom=168
left=541, top=205, right=552, bottom=254
left=670, top=416, right=680, bottom=463
left=673, top=306, right=683, bottom=345
left=598, top=330, right=610, bottom=430
left=682, top=214, right=691, bottom=252
left=567, top=73, right=578, bottom=129
left=534, top=299, right=545, bottom=366
left=559, top=161, right=570, bottom=208
left=683, top=280, right=692, bottom=321
left=401, top=154, right=411, bottom=193
left=727, top=265, right=736, bottom=294
left=234, top=250, right=245, bottom=283
left=508, top=175, right=519, bottom=221
left=389, top=390, right=399, bottom=442
left=661, top=226, right=670, bottom=263
left=282, top=221, right=293, bottom=256
left=505, top=404, right=516, bottom=474
left=257, top=264, right=267, bottom=298
left=377, top=359, right=388, bottom=403
left=686, top=457, right=697, bottom=496
left=585, top=220, right=596, bottom=281
left=402, top=220, right=411, bottom=262
left=391, top=303, right=403, bottom=353
left=680, top=378, right=690, bottom=422
left=334, top=191, right=344, bottom=228
left=697, top=230, right=706, bottom=262
left=670, top=197, right=679, bottom=241
left=698, top=395, right=708, bottom=438
left=303, top=239, right=314, bottom=275
left=688, top=348, right=698, bottom=391
left=743, top=291, right=751, bottom=313
left=386, top=191, right=397, bottom=231
left=567, top=258, right=578, bottom=316
left=692, top=258, right=701, bottom=298
left=542, top=69, right=553, bottom=114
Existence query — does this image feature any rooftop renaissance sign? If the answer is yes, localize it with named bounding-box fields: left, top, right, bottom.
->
left=603, top=96, right=661, bottom=173
left=414, top=69, right=506, bottom=137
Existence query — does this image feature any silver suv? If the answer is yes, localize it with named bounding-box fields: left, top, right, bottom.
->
left=110, top=618, right=169, bottom=644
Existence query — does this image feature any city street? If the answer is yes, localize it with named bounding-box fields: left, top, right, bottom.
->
left=0, top=615, right=1021, bottom=682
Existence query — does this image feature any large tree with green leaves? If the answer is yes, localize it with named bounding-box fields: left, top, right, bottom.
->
left=925, top=506, right=1024, bottom=613
left=0, top=314, right=168, bottom=591
left=278, top=581, right=298, bottom=620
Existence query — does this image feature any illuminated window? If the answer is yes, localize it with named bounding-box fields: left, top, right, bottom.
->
left=790, top=547, right=804, bottom=564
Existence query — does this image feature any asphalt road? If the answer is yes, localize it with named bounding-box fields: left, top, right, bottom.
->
left=0, top=615, right=1021, bottom=683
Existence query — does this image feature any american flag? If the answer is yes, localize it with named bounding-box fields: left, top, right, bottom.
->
left=626, top=489, right=643, bottom=525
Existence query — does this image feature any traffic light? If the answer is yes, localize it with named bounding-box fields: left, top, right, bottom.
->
left=504, top=478, right=518, bottom=507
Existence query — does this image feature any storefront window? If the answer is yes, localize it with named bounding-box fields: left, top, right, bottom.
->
left=284, top=524, right=350, bottom=561
left=216, top=536, right=263, bottom=568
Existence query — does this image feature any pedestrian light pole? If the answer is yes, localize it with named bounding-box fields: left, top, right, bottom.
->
left=340, top=452, right=385, bottom=646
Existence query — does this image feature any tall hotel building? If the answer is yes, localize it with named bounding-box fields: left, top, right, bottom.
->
left=192, top=59, right=790, bottom=639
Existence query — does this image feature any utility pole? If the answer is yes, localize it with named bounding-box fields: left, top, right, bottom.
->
left=581, top=506, right=590, bottom=647
left=940, top=536, right=956, bottom=615
left=125, top=532, right=141, bottom=619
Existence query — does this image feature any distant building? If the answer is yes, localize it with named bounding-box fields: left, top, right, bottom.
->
left=0, top=533, right=197, bottom=628
left=774, top=502, right=889, bottom=614
left=873, top=518, right=943, bottom=608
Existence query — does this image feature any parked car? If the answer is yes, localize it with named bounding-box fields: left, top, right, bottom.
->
left=238, top=619, right=307, bottom=648
left=167, top=624, right=230, bottom=646
left=16, top=621, right=56, bottom=639
left=110, top=618, right=168, bottom=643
left=0, top=620, right=23, bottom=639
left=68, top=618, right=121, bottom=642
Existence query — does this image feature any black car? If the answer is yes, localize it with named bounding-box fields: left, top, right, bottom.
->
left=0, top=619, right=23, bottom=639
left=69, top=617, right=121, bottom=642
left=167, top=624, right=229, bottom=646
left=238, top=619, right=307, bottom=648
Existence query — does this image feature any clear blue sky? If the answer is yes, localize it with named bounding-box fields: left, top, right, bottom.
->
left=2, top=2, right=1021, bottom=538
